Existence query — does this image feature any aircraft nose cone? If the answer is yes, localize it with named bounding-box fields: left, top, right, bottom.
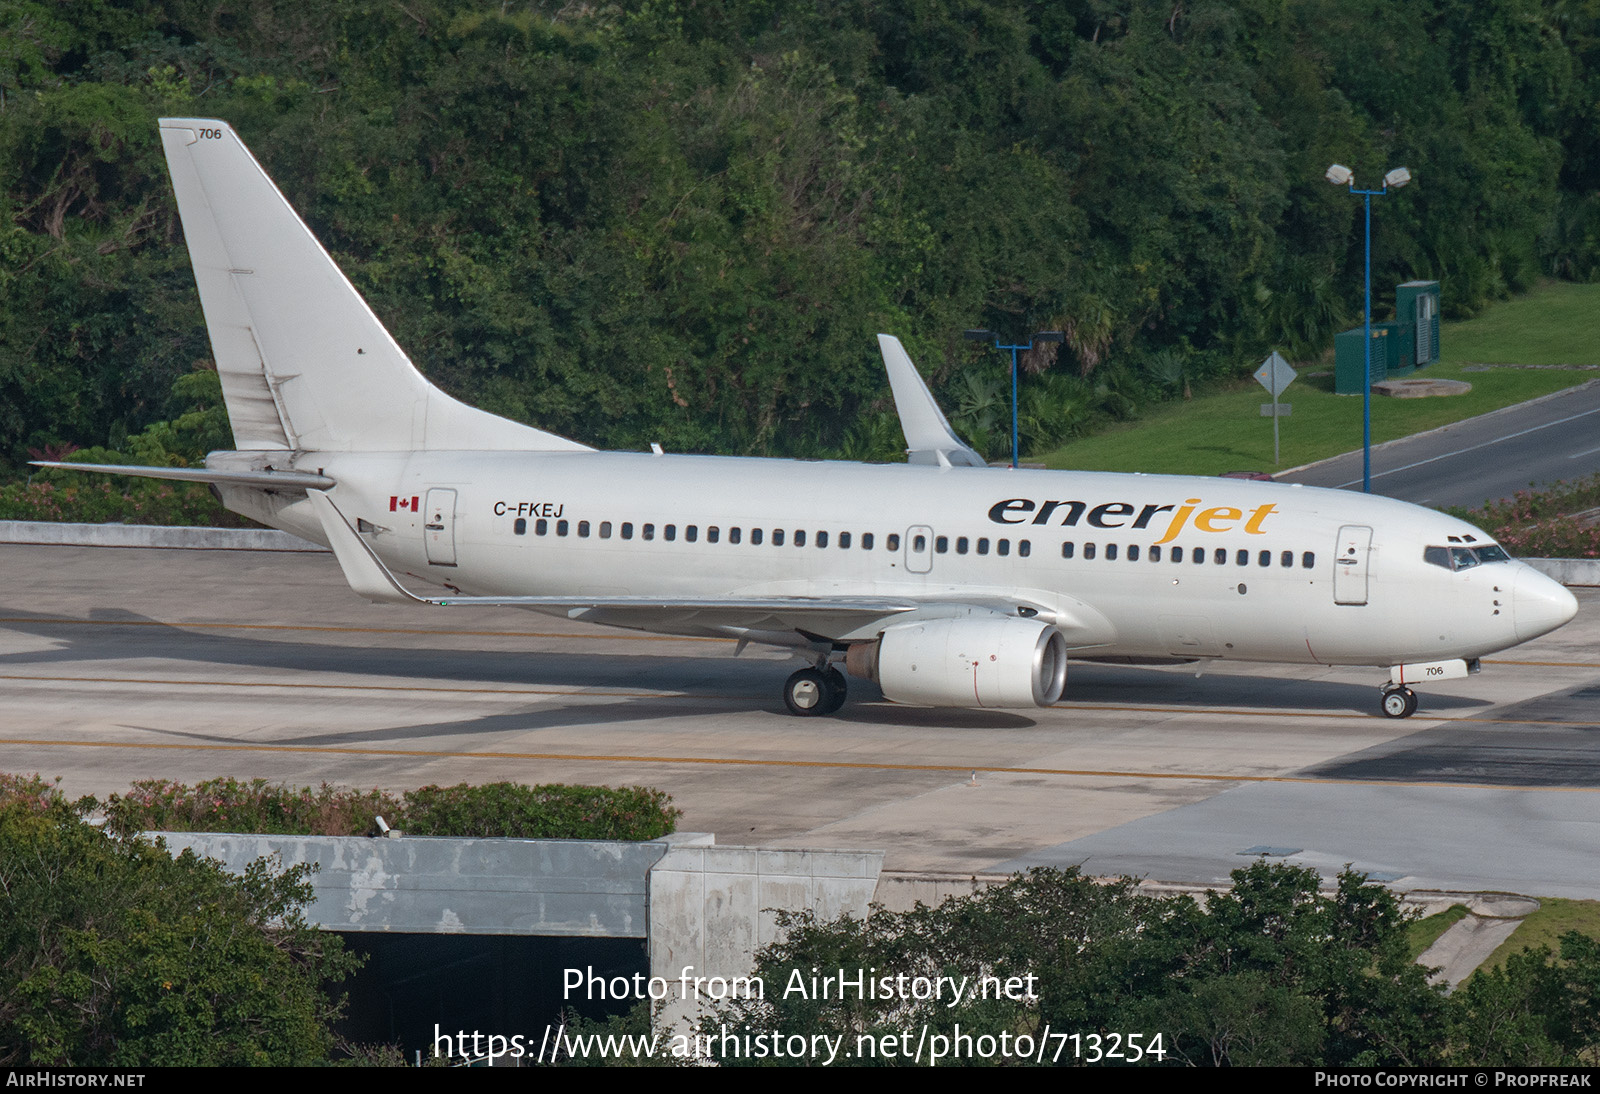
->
left=1513, top=566, right=1578, bottom=642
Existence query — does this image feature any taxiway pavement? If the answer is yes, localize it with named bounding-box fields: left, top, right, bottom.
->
left=4, top=544, right=1597, bottom=897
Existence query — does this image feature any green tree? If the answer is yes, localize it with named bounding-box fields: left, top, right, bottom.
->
left=0, top=802, right=358, bottom=1066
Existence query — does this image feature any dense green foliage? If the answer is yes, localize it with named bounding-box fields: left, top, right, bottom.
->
left=702, top=863, right=1600, bottom=1067
left=5, top=0, right=1600, bottom=466
left=397, top=781, right=683, bottom=840
left=1447, top=473, right=1600, bottom=557
left=0, top=801, right=358, bottom=1066
left=98, top=775, right=683, bottom=839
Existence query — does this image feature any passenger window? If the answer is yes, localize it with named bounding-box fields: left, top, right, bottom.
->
left=707, top=526, right=719, bottom=543
left=1281, top=550, right=1293, bottom=568
left=1085, top=543, right=1097, bottom=560
left=935, top=536, right=948, bottom=553
left=685, top=525, right=697, bottom=542
left=664, top=524, right=676, bottom=541
left=752, top=528, right=763, bottom=545
left=998, top=539, right=1010, bottom=557
left=1192, top=547, right=1204, bottom=564
left=840, top=532, right=852, bottom=549
left=1103, top=543, right=1115, bottom=560
left=557, top=519, right=569, bottom=536
left=1237, top=549, right=1248, bottom=566
left=1214, top=548, right=1226, bottom=565
left=514, top=518, right=527, bottom=535
left=773, top=529, right=785, bottom=547
left=1062, top=542, right=1075, bottom=559
left=956, top=537, right=969, bottom=555
left=1302, top=551, right=1315, bottom=569
left=642, top=523, right=655, bottom=541
left=621, top=522, right=633, bottom=540
left=977, top=538, right=990, bottom=556
left=600, top=521, right=612, bottom=539
left=1150, top=545, right=1162, bottom=562
left=886, top=534, right=899, bottom=551
left=1128, top=545, right=1140, bottom=561
left=1259, top=550, right=1271, bottom=567
left=536, top=518, right=548, bottom=535
left=730, top=527, right=741, bottom=544
left=578, top=520, right=590, bottom=537
left=912, top=534, right=925, bottom=552
left=817, top=531, right=828, bottom=548
left=794, top=530, right=806, bottom=547
left=862, top=533, right=874, bottom=550
left=1019, top=540, right=1030, bottom=558
left=1171, top=549, right=1183, bottom=564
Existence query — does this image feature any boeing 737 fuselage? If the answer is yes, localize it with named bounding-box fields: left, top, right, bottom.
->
left=44, top=120, right=1579, bottom=719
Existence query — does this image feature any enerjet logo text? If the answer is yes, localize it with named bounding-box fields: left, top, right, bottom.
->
left=987, top=497, right=1277, bottom=545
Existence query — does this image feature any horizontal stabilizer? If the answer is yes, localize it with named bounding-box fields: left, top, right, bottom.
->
left=877, top=334, right=987, bottom=468
left=32, top=461, right=335, bottom=490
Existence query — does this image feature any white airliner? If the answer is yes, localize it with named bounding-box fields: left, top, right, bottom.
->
left=42, top=119, right=1579, bottom=719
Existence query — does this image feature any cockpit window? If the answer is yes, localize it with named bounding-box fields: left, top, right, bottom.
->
left=1428, top=543, right=1512, bottom=570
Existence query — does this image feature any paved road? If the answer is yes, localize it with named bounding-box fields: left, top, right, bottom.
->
left=1279, top=379, right=1600, bottom=509
left=4, top=544, right=1599, bottom=897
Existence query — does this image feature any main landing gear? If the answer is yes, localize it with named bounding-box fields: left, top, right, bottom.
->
left=1380, top=684, right=1418, bottom=719
left=783, top=665, right=848, bottom=716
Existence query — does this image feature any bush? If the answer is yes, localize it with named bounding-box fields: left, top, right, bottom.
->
left=95, top=776, right=682, bottom=841
left=103, top=777, right=400, bottom=838
left=400, top=782, right=682, bottom=841
left=1450, top=475, right=1600, bottom=559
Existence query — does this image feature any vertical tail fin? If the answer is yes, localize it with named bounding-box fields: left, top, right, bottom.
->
left=159, top=118, right=589, bottom=454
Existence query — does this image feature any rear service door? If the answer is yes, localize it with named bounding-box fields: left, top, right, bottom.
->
left=425, top=488, right=458, bottom=566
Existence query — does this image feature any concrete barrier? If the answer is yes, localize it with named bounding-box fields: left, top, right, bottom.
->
left=0, top=520, right=326, bottom=552
left=7, top=522, right=1596, bottom=586
left=1521, top=558, right=1600, bottom=587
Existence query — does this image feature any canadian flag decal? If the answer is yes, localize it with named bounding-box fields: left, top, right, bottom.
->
left=390, top=495, right=419, bottom=512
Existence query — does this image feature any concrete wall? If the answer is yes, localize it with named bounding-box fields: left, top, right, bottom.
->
left=0, top=519, right=325, bottom=552
left=1522, top=557, right=1600, bottom=587
left=160, top=832, right=674, bottom=936
left=7, top=521, right=1595, bottom=583
left=162, top=832, right=883, bottom=996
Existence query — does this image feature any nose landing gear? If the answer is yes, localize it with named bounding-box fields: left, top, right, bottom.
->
left=1380, top=685, right=1418, bottom=719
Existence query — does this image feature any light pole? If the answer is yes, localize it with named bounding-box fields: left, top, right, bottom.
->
left=1326, top=163, right=1411, bottom=493
left=964, top=328, right=1064, bottom=468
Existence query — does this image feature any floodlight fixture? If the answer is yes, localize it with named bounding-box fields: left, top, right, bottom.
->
left=1325, top=164, right=1353, bottom=186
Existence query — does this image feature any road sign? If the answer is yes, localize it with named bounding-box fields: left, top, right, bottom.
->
left=1254, top=351, right=1297, bottom=398
left=1255, top=352, right=1297, bottom=466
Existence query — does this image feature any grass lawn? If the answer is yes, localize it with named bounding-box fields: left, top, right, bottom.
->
left=1480, top=897, right=1600, bottom=973
left=1036, top=280, right=1600, bottom=475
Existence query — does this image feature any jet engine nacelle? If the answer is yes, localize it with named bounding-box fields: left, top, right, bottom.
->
left=847, top=617, right=1068, bottom=708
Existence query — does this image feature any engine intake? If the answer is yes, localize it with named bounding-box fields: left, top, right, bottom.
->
left=847, top=617, right=1068, bottom=708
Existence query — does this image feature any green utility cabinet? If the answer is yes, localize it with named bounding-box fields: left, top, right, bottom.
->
left=1396, top=280, right=1441, bottom=365
left=1335, top=326, right=1393, bottom=393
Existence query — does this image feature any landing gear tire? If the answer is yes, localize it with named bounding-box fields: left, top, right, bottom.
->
left=784, top=667, right=842, bottom=716
left=820, top=668, right=848, bottom=715
left=1381, top=687, right=1418, bottom=719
